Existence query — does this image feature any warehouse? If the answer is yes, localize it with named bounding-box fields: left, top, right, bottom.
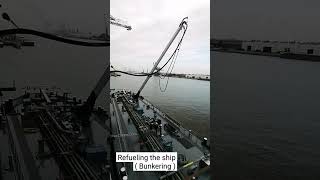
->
left=242, top=40, right=320, bottom=55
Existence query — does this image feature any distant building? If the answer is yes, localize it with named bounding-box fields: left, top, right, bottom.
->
left=186, top=74, right=210, bottom=80
left=242, top=40, right=320, bottom=55
left=211, top=39, right=243, bottom=50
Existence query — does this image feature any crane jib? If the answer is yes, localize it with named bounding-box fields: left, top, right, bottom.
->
left=134, top=17, right=188, bottom=99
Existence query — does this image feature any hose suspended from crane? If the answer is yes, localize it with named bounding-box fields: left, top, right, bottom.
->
left=0, top=13, right=188, bottom=127
left=109, top=22, right=187, bottom=77
left=0, top=11, right=108, bottom=47
left=0, top=28, right=109, bottom=47
left=0, top=15, right=131, bottom=46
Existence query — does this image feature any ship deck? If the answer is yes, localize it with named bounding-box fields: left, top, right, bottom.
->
left=110, top=89, right=210, bottom=180
left=0, top=87, right=111, bottom=180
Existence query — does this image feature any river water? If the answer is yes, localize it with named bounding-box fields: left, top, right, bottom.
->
left=214, top=51, right=320, bottom=179
left=110, top=75, right=210, bottom=138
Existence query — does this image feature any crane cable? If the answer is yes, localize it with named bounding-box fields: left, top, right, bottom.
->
left=158, top=22, right=187, bottom=92
left=0, top=27, right=186, bottom=77
left=159, top=42, right=180, bottom=80
left=158, top=38, right=181, bottom=92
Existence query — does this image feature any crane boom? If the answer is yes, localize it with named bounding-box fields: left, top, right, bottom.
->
left=134, top=17, right=188, bottom=99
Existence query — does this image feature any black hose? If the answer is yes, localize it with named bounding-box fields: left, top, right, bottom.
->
left=0, top=19, right=188, bottom=78
left=0, top=28, right=109, bottom=47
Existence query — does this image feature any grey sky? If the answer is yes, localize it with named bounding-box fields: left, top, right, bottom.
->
left=213, top=0, right=320, bottom=42
left=111, top=0, right=210, bottom=75
left=0, top=0, right=107, bottom=34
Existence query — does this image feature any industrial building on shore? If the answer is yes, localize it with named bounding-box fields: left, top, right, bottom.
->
left=186, top=74, right=210, bottom=80
left=212, top=39, right=320, bottom=56
left=242, top=40, right=320, bottom=55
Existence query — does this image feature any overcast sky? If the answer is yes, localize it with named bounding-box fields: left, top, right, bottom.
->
left=111, top=0, right=210, bottom=75
left=0, top=0, right=106, bottom=34
left=213, top=0, right=320, bottom=42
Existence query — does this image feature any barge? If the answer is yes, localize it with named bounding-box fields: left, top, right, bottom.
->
left=110, top=89, right=210, bottom=180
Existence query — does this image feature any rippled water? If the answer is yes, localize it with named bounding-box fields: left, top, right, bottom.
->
left=214, top=51, right=320, bottom=179
left=111, top=75, right=210, bottom=137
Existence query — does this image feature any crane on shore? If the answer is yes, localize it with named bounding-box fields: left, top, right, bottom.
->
left=110, top=15, right=132, bottom=30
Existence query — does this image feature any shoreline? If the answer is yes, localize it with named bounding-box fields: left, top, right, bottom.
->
left=167, top=76, right=210, bottom=81
left=112, top=75, right=211, bottom=81
left=212, top=48, right=320, bottom=61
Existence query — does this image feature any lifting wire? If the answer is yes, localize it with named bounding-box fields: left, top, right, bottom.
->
left=158, top=24, right=186, bottom=92
left=158, top=39, right=181, bottom=92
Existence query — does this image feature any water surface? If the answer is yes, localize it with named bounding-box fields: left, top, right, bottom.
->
left=111, top=75, right=210, bottom=137
left=214, top=51, right=320, bottom=179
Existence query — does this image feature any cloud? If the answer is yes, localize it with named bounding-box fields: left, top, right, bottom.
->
left=111, top=0, right=210, bottom=74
